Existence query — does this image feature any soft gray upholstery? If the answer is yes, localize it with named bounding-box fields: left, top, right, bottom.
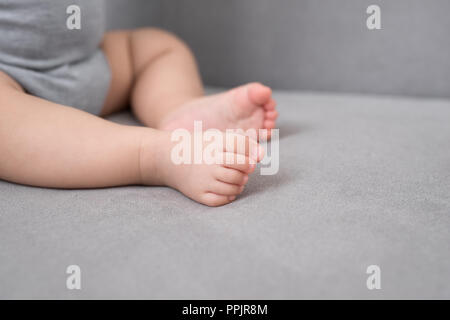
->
left=107, top=0, right=450, bottom=99
left=2, top=0, right=449, bottom=300
left=1, top=90, right=449, bottom=299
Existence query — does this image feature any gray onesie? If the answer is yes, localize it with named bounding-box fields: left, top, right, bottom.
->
left=0, top=0, right=111, bottom=115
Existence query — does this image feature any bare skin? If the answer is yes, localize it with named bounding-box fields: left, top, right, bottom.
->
left=101, top=29, right=278, bottom=137
left=0, top=28, right=277, bottom=206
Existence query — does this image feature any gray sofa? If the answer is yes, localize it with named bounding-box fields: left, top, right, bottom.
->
left=1, top=0, right=449, bottom=299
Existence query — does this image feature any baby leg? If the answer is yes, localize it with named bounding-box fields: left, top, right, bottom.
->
left=102, top=28, right=278, bottom=137
left=100, top=28, right=203, bottom=122
left=0, top=71, right=156, bottom=188
left=0, top=73, right=264, bottom=206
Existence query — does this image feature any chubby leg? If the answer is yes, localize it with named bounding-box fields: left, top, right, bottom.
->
left=130, top=28, right=205, bottom=127
left=100, top=28, right=203, bottom=121
left=0, top=70, right=150, bottom=188
left=0, top=69, right=263, bottom=207
left=101, top=28, right=278, bottom=137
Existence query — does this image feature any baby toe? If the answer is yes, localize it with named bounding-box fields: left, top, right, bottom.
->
left=264, top=98, right=277, bottom=111
left=222, top=156, right=256, bottom=174
left=264, top=120, right=276, bottom=130
left=265, top=110, right=278, bottom=120
left=216, top=167, right=248, bottom=185
left=248, top=82, right=272, bottom=105
left=201, top=193, right=233, bottom=207
left=223, top=133, right=262, bottom=162
left=211, top=181, right=243, bottom=196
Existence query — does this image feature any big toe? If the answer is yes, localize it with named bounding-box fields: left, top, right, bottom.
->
left=247, top=82, right=272, bottom=105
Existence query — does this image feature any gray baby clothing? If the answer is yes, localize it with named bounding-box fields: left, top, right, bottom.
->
left=0, top=0, right=111, bottom=115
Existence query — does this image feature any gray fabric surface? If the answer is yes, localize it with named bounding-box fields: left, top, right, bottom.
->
left=0, top=0, right=110, bottom=115
left=106, top=0, right=161, bottom=30
left=107, top=0, right=450, bottom=99
left=1, top=89, right=449, bottom=299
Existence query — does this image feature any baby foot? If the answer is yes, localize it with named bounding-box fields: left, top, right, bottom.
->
left=159, top=83, right=278, bottom=140
left=141, top=131, right=264, bottom=207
